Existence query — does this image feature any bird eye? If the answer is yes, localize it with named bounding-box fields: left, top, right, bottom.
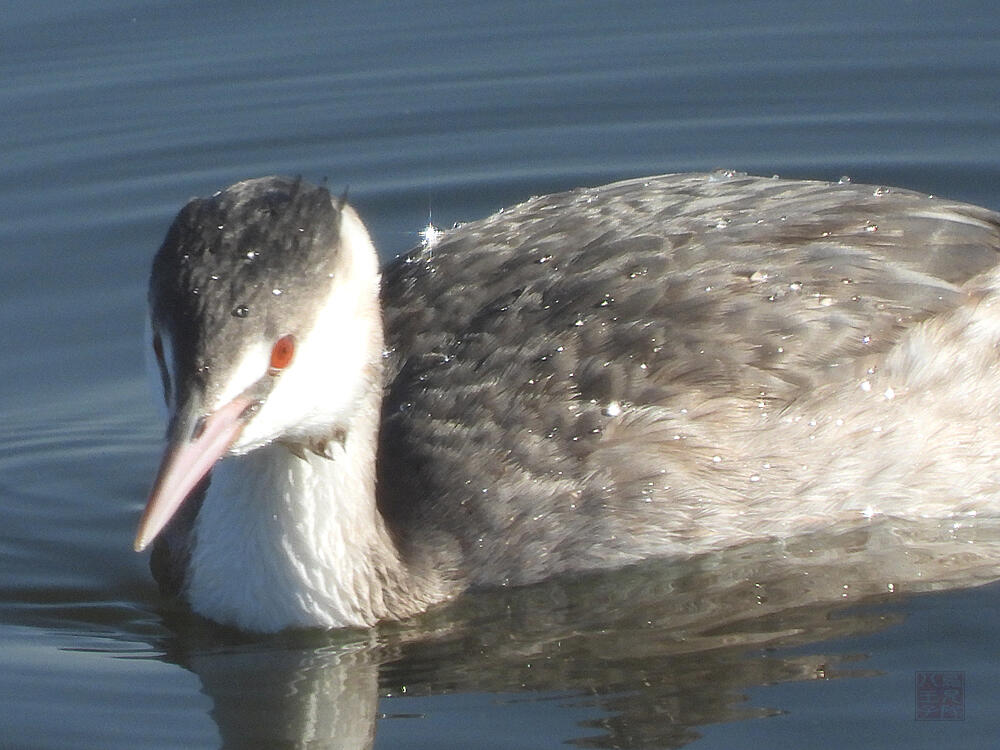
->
left=269, top=334, right=296, bottom=374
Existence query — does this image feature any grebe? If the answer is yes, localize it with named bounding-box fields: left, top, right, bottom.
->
left=136, top=172, right=1000, bottom=633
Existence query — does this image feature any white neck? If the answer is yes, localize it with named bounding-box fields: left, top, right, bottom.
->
left=185, top=383, right=444, bottom=632
left=183, top=203, right=450, bottom=633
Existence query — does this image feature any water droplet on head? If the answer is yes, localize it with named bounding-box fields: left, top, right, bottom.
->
left=232, top=305, right=249, bottom=318
left=708, top=169, right=741, bottom=182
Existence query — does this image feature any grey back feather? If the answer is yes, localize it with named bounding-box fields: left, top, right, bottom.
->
left=377, top=173, right=1000, bottom=586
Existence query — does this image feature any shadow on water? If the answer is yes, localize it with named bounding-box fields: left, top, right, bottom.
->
left=143, top=518, right=1000, bottom=749
left=4, top=397, right=994, bottom=747
left=6, top=386, right=998, bottom=747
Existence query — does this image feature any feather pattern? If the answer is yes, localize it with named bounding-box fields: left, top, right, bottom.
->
left=146, top=172, right=1000, bottom=630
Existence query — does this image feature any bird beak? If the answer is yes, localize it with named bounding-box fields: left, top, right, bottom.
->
left=134, top=394, right=255, bottom=552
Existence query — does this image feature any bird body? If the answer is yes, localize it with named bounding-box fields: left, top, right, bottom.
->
left=138, top=172, right=1000, bottom=632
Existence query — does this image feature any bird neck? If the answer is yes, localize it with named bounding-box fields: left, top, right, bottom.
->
left=184, top=340, right=447, bottom=633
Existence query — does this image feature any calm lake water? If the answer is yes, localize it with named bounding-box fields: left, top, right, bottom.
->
left=2, top=1, right=1000, bottom=747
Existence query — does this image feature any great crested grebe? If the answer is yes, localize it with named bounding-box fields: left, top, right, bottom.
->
left=136, top=171, right=1000, bottom=633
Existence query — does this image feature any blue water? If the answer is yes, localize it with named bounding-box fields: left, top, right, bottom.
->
left=2, top=1, right=1000, bottom=747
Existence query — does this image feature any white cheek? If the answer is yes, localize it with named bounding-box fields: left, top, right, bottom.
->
left=236, top=286, right=377, bottom=452
left=286, top=288, right=375, bottom=431
left=214, top=345, right=270, bottom=408
left=233, top=204, right=382, bottom=453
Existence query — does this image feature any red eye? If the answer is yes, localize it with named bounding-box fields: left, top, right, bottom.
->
left=269, top=334, right=296, bottom=373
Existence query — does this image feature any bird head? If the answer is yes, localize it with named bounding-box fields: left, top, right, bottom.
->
left=135, top=177, right=382, bottom=551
